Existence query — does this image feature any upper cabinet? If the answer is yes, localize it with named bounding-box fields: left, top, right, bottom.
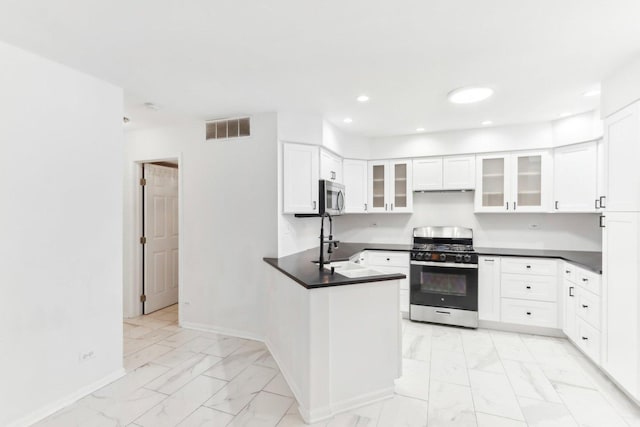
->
left=553, top=141, right=598, bottom=212
left=475, top=151, right=552, bottom=213
left=368, top=160, right=413, bottom=213
left=413, top=155, right=475, bottom=191
left=343, top=159, right=368, bottom=213
left=283, top=143, right=319, bottom=214
left=320, top=149, right=343, bottom=183
left=604, top=101, right=640, bottom=212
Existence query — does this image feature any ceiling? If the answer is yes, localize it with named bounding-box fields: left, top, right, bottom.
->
left=0, top=0, right=638, bottom=136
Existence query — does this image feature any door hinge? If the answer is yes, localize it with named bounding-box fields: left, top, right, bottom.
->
left=140, top=178, right=147, bottom=186
left=140, top=236, right=147, bottom=244
left=140, top=294, right=147, bottom=303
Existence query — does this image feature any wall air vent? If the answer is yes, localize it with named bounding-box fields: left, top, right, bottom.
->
left=205, top=117, right=250, bottom=141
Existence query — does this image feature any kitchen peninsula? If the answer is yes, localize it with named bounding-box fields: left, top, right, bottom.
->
left=263, top=243, right=407, bottom=424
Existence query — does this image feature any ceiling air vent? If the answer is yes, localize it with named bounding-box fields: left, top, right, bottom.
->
left=205, top=117, right=250, bottom=141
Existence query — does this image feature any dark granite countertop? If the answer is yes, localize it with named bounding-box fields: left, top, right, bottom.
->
left=263, top=242, right=411, bottom=289
left=474, top=247, right=602, bottom=274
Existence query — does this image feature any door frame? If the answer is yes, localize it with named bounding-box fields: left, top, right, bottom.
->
left=125, top=154, right=184, bottom=319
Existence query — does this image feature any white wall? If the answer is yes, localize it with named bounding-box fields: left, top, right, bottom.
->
left=0, top=41, right=124, bottom=426
left=602, top=55, right=640, bottom=118
left=334, top=192, right=601, bottom=251
left=125, top=113, right=278, bottom=338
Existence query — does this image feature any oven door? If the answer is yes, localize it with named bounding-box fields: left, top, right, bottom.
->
left=410, top=261, right=478, bottom=311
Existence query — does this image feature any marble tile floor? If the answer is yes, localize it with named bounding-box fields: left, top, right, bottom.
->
left=35, top=306, right=640, bottom=426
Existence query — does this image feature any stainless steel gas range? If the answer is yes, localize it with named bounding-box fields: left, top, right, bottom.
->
left=409, top=226, right=479, bottom=328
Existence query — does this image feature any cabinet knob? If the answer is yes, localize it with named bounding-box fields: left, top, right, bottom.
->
left=526, top=285, right=532, bottom=289
left=565, top=270, right=571, bottom=274
left=526, top=265, right=532, bottom=269
left=582, top=336, right=589, bottom=341
left=582, top=304, right=589, bottom=309
left=582, top=278, right=589, bottom=282
left=526, top=312, right=532, bottom=316
left=386, top=258, right=390, bottom=261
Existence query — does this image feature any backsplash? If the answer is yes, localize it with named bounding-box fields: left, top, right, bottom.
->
left=333, top=192, right=602, bottom=251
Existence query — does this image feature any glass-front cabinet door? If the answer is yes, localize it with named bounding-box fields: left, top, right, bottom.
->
left=390, top=160, right=413, bottom=213
left=475, top=155, right=510, bottom=212
left=368, top=161, right=388, bottom=212
left=512, top=151, right=551, bottom=212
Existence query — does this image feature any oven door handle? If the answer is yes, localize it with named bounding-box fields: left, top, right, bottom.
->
left=410, top=261, right=478, bottom=269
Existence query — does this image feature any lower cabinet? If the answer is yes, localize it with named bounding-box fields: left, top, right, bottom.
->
left=501, top=299, right=558, bottom=328
left=360, top=251, right=410, bottom=315
left=478, top=256, right=501, bottom=321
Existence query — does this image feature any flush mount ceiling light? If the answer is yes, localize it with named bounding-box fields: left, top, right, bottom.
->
left=357, top=95, right=370, bottom=102
left=416, top=127, right=425, bottom=132
left=583, top=89, right=601, bottom=97
left=448, top=86, right=494, bottom=104
left=343, top=117, right=353, bottom=123
left=481, top=120, right=493, bottom=126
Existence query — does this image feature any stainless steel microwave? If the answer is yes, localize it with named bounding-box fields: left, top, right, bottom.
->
left=319, top=180, right=345, bottom=216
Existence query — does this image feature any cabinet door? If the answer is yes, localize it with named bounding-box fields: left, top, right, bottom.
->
left=603, top=211, right=640, bottom=398
left=596, top=139, right=606, bottom=211
left=368, top=161, right=389, bottom=212
left=512, top=151, right=552, bottom=212
left=443, top=155, right=476, bottom=190
left=412, top=157, right=443, bottom=191
left=605, top=102, right=640, bottom=211
left=553, top=142, right=598, bottom=212
left=563, top=279, right=578, bottom=342
left=283, top=143, right=319, bottom=214
left=343, top=159, right=368, bottom=213
left=389, top=160, right=413, bottom=213
left=475, top=155, right=510, bottom=212
left=478, top=256, right=501, bottom=321
left=320, top=149, right=342, bottom=183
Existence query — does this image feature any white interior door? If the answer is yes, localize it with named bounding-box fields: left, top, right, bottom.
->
left=143, top=163, right=179, bottom=313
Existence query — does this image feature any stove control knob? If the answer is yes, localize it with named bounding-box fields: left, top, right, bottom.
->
left=455, top=254, right=463, bottom=262
left=464, top=254, right=472, bottom=263
left=439, top=253, right=447, bottom=262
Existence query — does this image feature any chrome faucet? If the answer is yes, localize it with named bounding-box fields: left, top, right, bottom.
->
left=318, top=212, right=339, bottom=271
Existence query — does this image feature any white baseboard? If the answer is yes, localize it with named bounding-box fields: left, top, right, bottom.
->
left=180, top=321, right=264, bottom=342
left=8, top=368, right=126, bottom=427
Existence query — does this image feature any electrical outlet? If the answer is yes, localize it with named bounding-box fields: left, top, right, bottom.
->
left=78, top=350, right=95, bottom=363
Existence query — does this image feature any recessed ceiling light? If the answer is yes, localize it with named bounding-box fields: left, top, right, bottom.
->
left=583, top=89, right=600, bottom=97
left=343, top=117, right=353, bottom=123
left=481, top=120, right=493, bottom=126
left=448, top=87, right=494, bottom=104
left=416, top=127, right=425, bottom=132
left=357, top=95, right=370, bottom=102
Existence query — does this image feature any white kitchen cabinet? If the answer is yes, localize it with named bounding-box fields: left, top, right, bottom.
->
left=553, top=141, right=598, bottom=212
left=596, top=139, right=606, bottom=211
left=563, top=278, right=578, bottom=342
left=343, top=159, right=368, bottom=213
left=602, top=211, right=640, bottom=399
left=413, top=155, right=475, bottom=191
left=412, top=157, right=443, bottom=191
left=368, top=160, right=413, bottom=213
left=604, top=102, right=640, bottom=212
left=320, top=148, right=343, bottom=183
left=475, top=151, right=552, bottom=213
left=443, top=155, right=476, bottom=190
left=283, top=142, right=319, bottom=214
left=478, top=256, right=501, bottom=322
left=361, top=251, right=410, bottom=315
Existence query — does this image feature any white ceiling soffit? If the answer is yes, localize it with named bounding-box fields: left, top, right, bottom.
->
left=0, top=0, right=638, bottom=136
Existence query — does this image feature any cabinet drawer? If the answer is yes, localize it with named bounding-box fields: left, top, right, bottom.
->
left=576, top=269, right=601, bottom=296
left=501, top=274, right=557, bottom=302
left=400, top=289, right=409, bottom=313
left=501, top=298, right=558, bottom=328
left=501, top=257, right=557, bottom=276
left=562, top=262, right=576, bottom=283
left=576, top=287, right=601, bottom=330
left=576, top=318, right=601, bottom=364
left=366, top=251, right=409, bottom=268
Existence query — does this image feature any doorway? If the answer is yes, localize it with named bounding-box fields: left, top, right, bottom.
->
left=140, top=161, right=179, bottom=314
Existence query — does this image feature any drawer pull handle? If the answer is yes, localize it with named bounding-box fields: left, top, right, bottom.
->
left=582, top=304, right=589, bottom=308
left=582, top=278, right=588, bottom=282
left=526, top=265, right=532, bottom=269
left=436, top=310, right=451, bottom=316
left=582, top=336, right=588, bottom=341
left=526, top=312, right=532, bottom=316
left=386, top=258, right=390, bottom=261
left=526, top=285, right=532, bottom=289
left=565, top=270, right=571, bottom=274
